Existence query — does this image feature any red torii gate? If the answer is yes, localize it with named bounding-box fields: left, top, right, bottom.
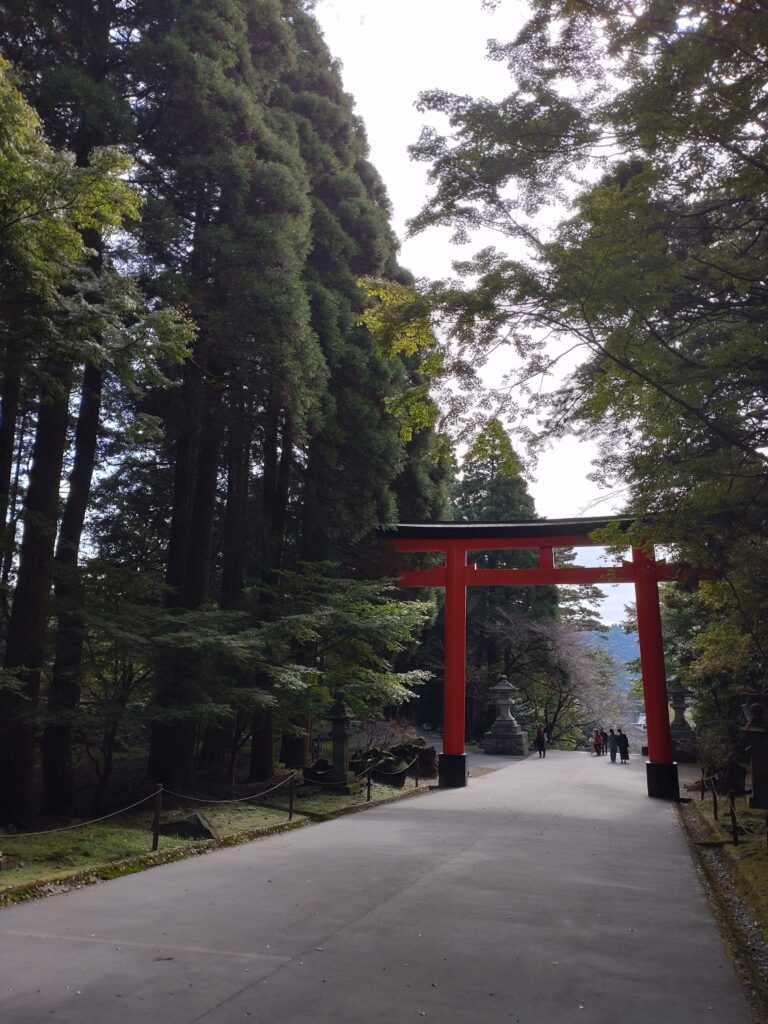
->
left=383, top=517, right=689, bottom=800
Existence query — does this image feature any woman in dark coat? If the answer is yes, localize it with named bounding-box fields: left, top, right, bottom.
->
left=608, top=728, right=619, bottom=763
left=535, top=726, right=547, bottom=758
left=593, top=729, right=602, bottom=756
left=617, top=728, right=630, bottom=764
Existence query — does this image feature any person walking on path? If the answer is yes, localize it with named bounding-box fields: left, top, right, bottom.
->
left=593, top=729, right=602, bottom=756
left=600, top=729, right=608, bottom=755
left=617, top=728, right=630, bottom=764
left=608, top=728, right=619, bottom=763
left=535, top=726, right=547, bottom=758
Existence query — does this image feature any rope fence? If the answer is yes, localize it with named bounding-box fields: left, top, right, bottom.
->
left=2, top=792, right=158, bottom=840
left=371, top=754, right=422, bottom=776
left=163, top=773, right=300, bottom=805
left=1, top=753, right=428, bottom=857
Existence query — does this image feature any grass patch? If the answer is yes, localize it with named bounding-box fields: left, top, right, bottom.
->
left=0, top=819, right=187, bottom=888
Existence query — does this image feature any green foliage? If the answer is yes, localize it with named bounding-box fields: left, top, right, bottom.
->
left=408, top=1, right=768, bottom=543
left=554, top=548, right=609, bottom=634
left=0, top=57, right=139, bottom=292
left=263, top=563, right=433, bottom=719
left=359, top=278, right=439, bottom=359
left=0, top=56, right=143, bottom=378
left=65, top=559, right=433, bottom=785
left=454, top=420, right=532, bottom=524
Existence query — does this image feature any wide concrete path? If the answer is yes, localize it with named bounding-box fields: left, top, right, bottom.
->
left=0, top=752, right=752, bottom=1024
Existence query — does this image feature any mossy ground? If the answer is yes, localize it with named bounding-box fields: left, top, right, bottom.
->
left=688, top=789, right=768, bottom=939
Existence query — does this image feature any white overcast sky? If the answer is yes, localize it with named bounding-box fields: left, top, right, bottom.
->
left=314, top=0, right=634, bottom=623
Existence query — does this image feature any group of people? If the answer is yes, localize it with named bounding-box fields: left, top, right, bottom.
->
left=593, top=727, right=630, bottom=764
left=533, top=725, right=631, bottom=763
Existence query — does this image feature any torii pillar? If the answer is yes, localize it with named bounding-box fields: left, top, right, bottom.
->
left=632, top=545, right=678, bottom=799
left=441, top=546, right=469, bottom=786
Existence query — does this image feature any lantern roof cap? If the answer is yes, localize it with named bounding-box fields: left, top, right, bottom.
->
left=489, top=675, right=516, bottom=694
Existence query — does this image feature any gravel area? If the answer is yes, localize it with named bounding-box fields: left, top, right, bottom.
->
left=678, top=799, right=768, bottom=1023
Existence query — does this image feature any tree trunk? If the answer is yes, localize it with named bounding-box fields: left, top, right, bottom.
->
left=89, top=722, right=117, bottom=817
left=149, top=367, right=222, bottom=790
left=220, top=429, right=250, bottom=609
left=147, top=418, right=199, bottom=789
left=248, top=710, right=275, bottom=781
left=280, top=717, right=310, bottom=768
left=0, top=372, right=23, bottom=618
left=299, top=440, right=327, bottom=561
left=0, top=358, right=73, bottom=824
left=261, top=384, right=292, bottom=581
left=196, top=723, right=231, bottom=773
left=181, top=396, right=221, bottom=609
left=0, top=370, right=20, bottom=535
left=253, top=388, right=296, bottom=780
left=227, top=712, right=244, bottom=785
left=165, top=410, right=198, bottom=599
left=41, top=363, right=104, bottom=816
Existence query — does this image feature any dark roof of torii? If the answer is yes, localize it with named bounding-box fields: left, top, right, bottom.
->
left=378, top=516, right=635, bottom=540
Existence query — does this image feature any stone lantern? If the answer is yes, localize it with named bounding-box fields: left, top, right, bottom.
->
left=482, top=675, right=527, bottom=756
left=327, top=690, right=355, bottom=788
left=742, top=702, right=768, bottom=810
left=668, top=675, right=696, bottom=762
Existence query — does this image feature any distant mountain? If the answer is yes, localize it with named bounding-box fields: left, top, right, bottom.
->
left=585, top=625, right=640, bottom=696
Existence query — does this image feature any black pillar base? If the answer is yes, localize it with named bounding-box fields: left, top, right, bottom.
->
left=438, top=753, right=468, bottom=788
left=646, top=761, right=679, bottom=800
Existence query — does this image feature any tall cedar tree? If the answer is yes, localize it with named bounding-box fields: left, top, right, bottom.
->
left=281, top=7, right=409, bottom=565
left=452, top=420, right=557, bottom=734
left=132, top=1, right=326, bottom=788
left=245, top=7, right=450, bottom=774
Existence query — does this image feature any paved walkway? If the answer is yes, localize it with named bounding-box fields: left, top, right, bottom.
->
left=0, top=752, right=752, bottom=1024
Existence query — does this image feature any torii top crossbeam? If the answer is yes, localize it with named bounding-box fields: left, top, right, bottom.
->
left=381, top=517, right=686, bottom=799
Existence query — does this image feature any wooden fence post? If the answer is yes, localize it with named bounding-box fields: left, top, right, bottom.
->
left=151, top=783, right=163, bottom=852
left=728, top=791, right=739, bottom=846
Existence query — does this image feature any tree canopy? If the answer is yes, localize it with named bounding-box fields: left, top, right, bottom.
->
left=0, top=2, right=451, bottom=823
left=405, top=0, right=768, bottom=727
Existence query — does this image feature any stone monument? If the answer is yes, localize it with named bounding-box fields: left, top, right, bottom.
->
left=482, top=675, right=527, bottom=756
